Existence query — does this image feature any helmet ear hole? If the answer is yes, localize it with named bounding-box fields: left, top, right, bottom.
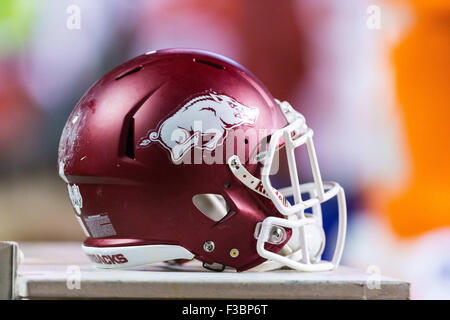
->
left=192, top=194, right=230, bottom=222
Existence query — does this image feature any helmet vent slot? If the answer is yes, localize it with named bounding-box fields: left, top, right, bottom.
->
left=192, top=194, right=230, bottom=222
left=125, top=117, right=135, bottom=159
left=115, top=66, right=143, bottom=80
left=194, top=58, right=224, bottom=70
left=119, top=87, right=159, bottom=159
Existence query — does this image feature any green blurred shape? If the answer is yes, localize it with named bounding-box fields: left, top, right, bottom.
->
left=0, top=0, right=38, bottom=55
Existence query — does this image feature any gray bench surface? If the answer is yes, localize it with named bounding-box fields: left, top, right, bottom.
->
left=7, top=242, right=409, bottom=299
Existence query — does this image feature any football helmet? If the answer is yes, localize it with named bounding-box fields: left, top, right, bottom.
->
left=58, top=49, right=346, bottom=272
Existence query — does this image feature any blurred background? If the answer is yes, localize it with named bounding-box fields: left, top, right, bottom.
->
left=0, top=0, right=449, bottom=299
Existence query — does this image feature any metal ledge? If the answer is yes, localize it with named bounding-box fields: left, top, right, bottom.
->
left=0, top=242, right=19, bottom=300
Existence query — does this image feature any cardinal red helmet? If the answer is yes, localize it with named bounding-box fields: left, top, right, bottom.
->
left=58, top=48, right=346, bottom=272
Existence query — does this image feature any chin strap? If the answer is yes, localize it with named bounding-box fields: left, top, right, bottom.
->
left=227, top=155, right=289, bottom=206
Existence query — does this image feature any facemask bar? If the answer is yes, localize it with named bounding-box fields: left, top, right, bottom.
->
left=254, top=183, right=346, bottom=272
left=259, top=100, right=346, bottom=271
left=228, top=100, right=346, bottom=272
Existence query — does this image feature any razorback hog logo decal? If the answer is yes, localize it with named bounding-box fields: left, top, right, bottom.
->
left=138, top=91, right=259, bottom=162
